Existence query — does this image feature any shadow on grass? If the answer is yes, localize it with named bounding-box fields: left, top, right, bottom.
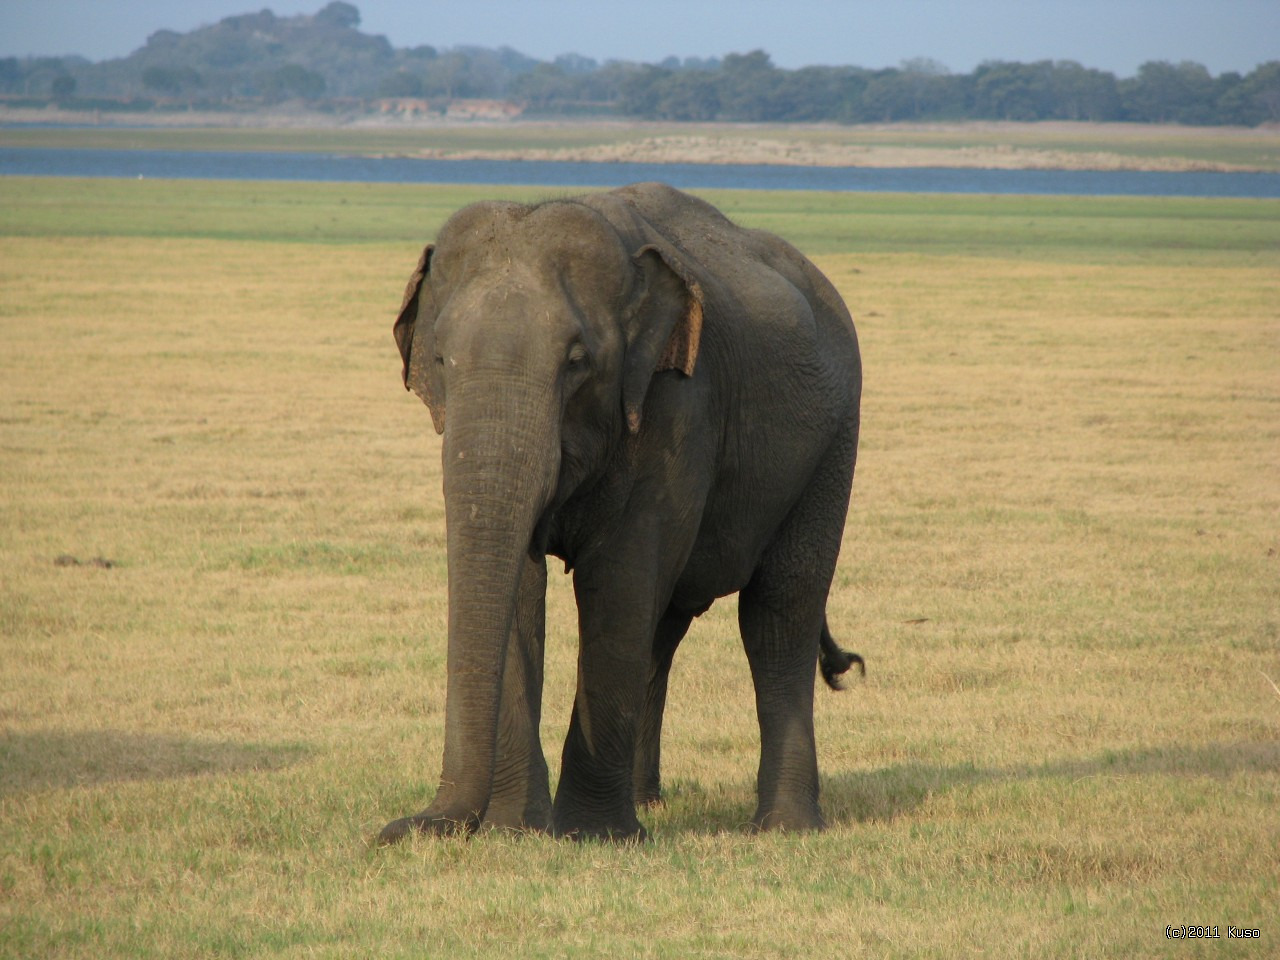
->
left=821, top=739, right=1280, bottom=826
left=651, top=740, right=1280, bottom=835
left=0, top=729, right=309, bottom=796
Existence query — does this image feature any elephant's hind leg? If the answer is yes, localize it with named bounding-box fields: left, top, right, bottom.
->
left=633, top=609, right=695, bottom=807
left=738, top=586, right=826, bottom=831
left=738, top=435, right=857, bottom=831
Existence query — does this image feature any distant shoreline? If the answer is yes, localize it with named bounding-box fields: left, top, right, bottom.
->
left=384, top=136, right=1263, bottom=173
left=2, top=107, right=1275, bottom=173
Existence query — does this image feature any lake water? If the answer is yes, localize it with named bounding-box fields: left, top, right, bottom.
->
left=2, top=146, right=1279, bottom=198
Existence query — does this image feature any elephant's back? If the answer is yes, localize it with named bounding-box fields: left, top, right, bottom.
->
left=607, top=182, right=737, bottom=236
left=610, top=184, right=856, bottom=337
left=599, top=181, right=861, bottom=410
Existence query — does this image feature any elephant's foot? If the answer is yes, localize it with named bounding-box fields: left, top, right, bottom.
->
left=554, top=820, right=649, bottom=844
left=750, top=802, right=827, bottom=833
left=484, top=795, right=552, bottom=833
left=634, top=783, right=665, bottom=814
left=552, top=792, right=648, bottom=842
left=376, top=810, right=480, bottom=846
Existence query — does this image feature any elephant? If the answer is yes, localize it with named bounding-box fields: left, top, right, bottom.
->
left=382, top=182, right=862, bottom=843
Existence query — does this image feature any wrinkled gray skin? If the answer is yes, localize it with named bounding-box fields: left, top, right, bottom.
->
left=382, top=183, right=862, bottom=843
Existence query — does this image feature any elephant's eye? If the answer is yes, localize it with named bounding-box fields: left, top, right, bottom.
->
left=567, top=343, right=589, bottom=369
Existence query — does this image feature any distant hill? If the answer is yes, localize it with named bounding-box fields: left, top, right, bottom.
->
left=3, top=2, right=541, bottom=103
left=2, top=2, right=1277, bottom=126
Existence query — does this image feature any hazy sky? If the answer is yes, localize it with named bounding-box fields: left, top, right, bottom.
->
left=2, top=0, right=1276, bottom=76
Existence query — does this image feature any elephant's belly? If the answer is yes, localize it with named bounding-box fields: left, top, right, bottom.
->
left=669, top=420, right=833, bottom=608
left=670, top=558, right=750, bottom=612
left=670, top=522, right=772, bottom=610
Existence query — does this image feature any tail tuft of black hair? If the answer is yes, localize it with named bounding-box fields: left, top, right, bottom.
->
left=819, top=619, right=865, bottom=690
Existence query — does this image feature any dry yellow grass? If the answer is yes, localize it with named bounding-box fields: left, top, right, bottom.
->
left=1, top=180, right=1277, bottom=958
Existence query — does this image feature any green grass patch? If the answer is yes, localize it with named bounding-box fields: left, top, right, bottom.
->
left=3, top=177, right=1277, bottom=266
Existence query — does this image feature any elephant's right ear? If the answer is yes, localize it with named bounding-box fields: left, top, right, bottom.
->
left=393, top=244, right=446, bottom=435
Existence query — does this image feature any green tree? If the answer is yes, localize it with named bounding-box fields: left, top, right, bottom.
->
left=1049, top=61, right=1120, bottom=121
left=554, top=53, right=598, bottom=75
left=773, top=67, right=856, bottom=122
left=51, top=74, right=76, bottom=100
left=377, top=70, right=423, bottom=98
left=618, top=64, right=665, bottom=117
left=0, top=58, right=22, bottom=93
left=654, top=69, right=720, bottom=120
left=1235, top=61, right=1280, bottom=123
left=21, top=57, right=68, bottom=96
left=860, top=70, right=915, bottom=122
left=512, top=63, right=567, bottom=109
left=315, top=2, right=360, bottom=30
left=424, top=51, right=471, bottom=98
left=1122, top=60, right=1216, bottom=123
left=895, top=59, right=968, bottom=120
left=581, top=61, right=640, bottom=105
left=259, top=64, right=326, bottom=100
left=718, top=50, right=781, bottom=121
left=973, top=61, right=1053, bottom=120
left=830, top=70, right=873, bottom=122
left=142, top=65, right=203, bottom=96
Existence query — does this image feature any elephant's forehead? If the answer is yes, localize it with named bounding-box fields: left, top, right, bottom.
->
left=445, top=202, right=628, bottom=278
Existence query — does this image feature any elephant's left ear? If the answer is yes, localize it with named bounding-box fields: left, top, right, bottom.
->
left=624, top=243, right=705, bottom=434
left=394, top=244, right=447, bottom=435
left=393, top=243, right=433, bottom=392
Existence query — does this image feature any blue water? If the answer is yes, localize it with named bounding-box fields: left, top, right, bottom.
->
left=2, top=146, right=1279, bottom=198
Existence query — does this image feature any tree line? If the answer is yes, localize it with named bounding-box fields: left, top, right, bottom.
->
left=2, top=2, right=1277, bottom=126
left=601, top=54, right=1280, bottom=126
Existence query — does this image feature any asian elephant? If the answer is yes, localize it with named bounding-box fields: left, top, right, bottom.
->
left=382, top=182, right=862, bottom=843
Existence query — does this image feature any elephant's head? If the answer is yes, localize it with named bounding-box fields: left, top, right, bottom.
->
left=391, top=198, right=703, bottom=827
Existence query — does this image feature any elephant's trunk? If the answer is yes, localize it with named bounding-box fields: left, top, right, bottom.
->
left=427, top=372, right=559, bottom=828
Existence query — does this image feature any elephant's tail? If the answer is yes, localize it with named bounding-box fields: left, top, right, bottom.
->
left=819, top=619, right=865, bottom=690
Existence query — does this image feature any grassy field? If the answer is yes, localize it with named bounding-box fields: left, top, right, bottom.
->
left=1, top=175, right=1278, bottom=958
left=4, top=120, right=1280, bottom=171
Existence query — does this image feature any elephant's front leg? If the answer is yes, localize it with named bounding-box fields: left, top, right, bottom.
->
left=485, top=555, right=552, bottom=831
left=552, top=565, right=661, bottom=841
